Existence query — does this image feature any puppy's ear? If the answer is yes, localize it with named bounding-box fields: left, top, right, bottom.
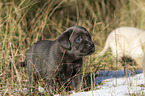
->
left=58, top=31, right=71, bottom=50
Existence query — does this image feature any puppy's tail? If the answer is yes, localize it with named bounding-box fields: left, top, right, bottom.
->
left=96, top=37, right=110, bottom=58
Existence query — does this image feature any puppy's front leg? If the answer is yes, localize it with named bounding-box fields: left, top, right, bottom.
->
left=72, top=72, right=82, bottom=92
left=71, top=59, right=83, bottom=92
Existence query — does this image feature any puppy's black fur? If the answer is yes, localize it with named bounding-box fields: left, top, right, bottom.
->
left=23, top=26, right=95, bottom=94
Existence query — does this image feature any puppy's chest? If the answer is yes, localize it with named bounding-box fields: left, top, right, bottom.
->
left=57, top=62, right=81, bottom=78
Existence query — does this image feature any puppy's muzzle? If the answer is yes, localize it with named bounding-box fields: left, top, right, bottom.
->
left=86, top=42, right=95, bottom=55
left=80, top=42, right=95, bottom=56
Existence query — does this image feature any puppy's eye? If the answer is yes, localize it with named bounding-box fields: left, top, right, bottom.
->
left=75, top=36, right=82, bottom=43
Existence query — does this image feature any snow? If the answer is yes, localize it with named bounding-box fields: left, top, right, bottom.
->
left=5, top=70, right=144, bottom=96
left=55, top=70, right=145, bottom=96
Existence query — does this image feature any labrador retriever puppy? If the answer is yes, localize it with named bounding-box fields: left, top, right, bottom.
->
left=23, top=26, right=95, bottom=95
left=96, top=27, right=145, bottom=70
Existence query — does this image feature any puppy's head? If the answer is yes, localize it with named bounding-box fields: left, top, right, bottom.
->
left=58, top=26, right=95, bottom=57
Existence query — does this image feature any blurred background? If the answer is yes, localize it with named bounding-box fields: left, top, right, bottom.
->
left=1, top=0, right=145, bottom=95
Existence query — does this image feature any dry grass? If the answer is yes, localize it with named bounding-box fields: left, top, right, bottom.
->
left=1, top=0, right=145, bottom=95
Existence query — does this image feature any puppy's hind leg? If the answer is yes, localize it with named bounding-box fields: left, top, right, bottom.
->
left=45, top=77, right=57, bottom=96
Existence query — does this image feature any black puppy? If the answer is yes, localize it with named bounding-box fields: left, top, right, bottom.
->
left=23, top=26, right=95, bottom=94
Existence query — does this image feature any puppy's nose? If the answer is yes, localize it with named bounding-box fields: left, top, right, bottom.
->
left=86, top=43, right=91, bottom=48
left=86, top=43, right=94, bottom=49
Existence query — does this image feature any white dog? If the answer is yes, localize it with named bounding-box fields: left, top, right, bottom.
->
left=97, top=27, right=145, bottom=73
